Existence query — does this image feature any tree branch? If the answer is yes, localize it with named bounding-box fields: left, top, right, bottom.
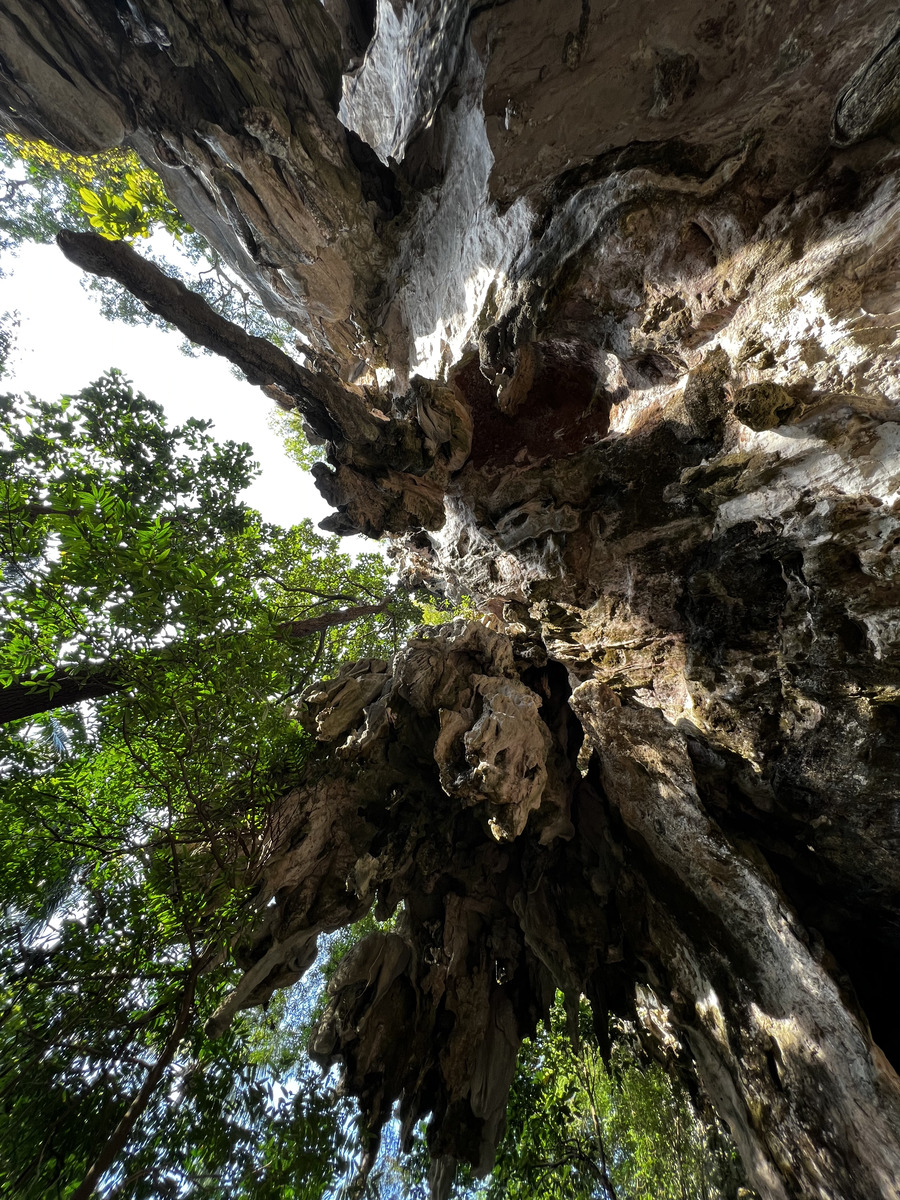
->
left=0, top=666, right=122, bottom=724
left=56, top=230, right=371, bottom=443
left=275, top=600, right=390, bottom=639
left=68, top=964, right=199, bottom=1200
left=0, top=599, right=390, bottom=724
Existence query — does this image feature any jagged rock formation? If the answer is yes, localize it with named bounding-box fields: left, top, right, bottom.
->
left=4, top=2, right=900, bottom=1197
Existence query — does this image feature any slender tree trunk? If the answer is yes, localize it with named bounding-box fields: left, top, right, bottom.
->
left=275, top=600, right=391, bottom=639
left=0, top=668, right=122, bottom=724
left=56, top=230, right=360, bottom=443
left=580, top=1057, right=619, bottom=1200
left=69, top=966, right=198, bottom=1200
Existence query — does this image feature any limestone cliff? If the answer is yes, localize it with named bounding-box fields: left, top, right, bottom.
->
left=4, top=2, right=900, bottom=1196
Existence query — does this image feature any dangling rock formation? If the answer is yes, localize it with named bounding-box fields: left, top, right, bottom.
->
left=4, top=1, right=900, bottom=1196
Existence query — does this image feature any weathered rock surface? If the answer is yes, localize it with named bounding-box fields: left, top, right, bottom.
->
left=209, top=620, right=601, bottom=1188
left=5, top=1, right=900, bottom=1197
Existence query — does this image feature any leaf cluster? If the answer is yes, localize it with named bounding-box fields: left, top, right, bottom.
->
left=476, top=997, right=750, bottom=1200
left=0, top=374, right=429, bottom=1198
left=0, top=136, right=185, bottom=249
left=0, top=370, right=254, bottom=689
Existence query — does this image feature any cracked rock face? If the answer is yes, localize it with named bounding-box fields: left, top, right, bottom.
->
left=5, top=1, right=900, bottom=1197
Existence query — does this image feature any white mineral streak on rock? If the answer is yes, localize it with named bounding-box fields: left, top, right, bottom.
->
left=340, top=0, right=470, bottom=163
left=385, top=45, right=533, bottom=385
left=339, top=26, right=534, bottom=384
left=714, top=420, right=900, bottom=532
left=418, top=492, right=570, bottom=602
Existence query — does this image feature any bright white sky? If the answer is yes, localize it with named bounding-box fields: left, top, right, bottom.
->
left=0, top=240, right=346, bottom=533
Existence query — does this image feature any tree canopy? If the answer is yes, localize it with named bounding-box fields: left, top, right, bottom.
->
left=0, top=370, right=427, bottom=1198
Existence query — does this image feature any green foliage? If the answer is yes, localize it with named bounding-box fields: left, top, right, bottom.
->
left=0, top=370, right=253, bottom=687
left=268, top=407, right=326, bottom=473
left=414, top=593, right=476, bottom=626
left=476, top=996, right=749, bottom=1200
left=0, top=373, right=427, bottom=1199
left=0, top=135, right=185, bottom=247
left=0, top=857, right=356, bottom=1200
left=0, top=371, right=416, bottom=696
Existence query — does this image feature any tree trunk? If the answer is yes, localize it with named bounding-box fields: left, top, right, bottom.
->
left=4, top=2, right=900, bottom=1197
left=56, top=230, right=361, bottom=443
left=0, top=668, right=122, bottom=724
left=275, top=600, right=390, bottom=639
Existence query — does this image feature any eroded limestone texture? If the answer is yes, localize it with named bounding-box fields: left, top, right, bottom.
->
left=5, top=1, right=900, bottom=1196
left=208, top=620, right=609, bottom=1189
